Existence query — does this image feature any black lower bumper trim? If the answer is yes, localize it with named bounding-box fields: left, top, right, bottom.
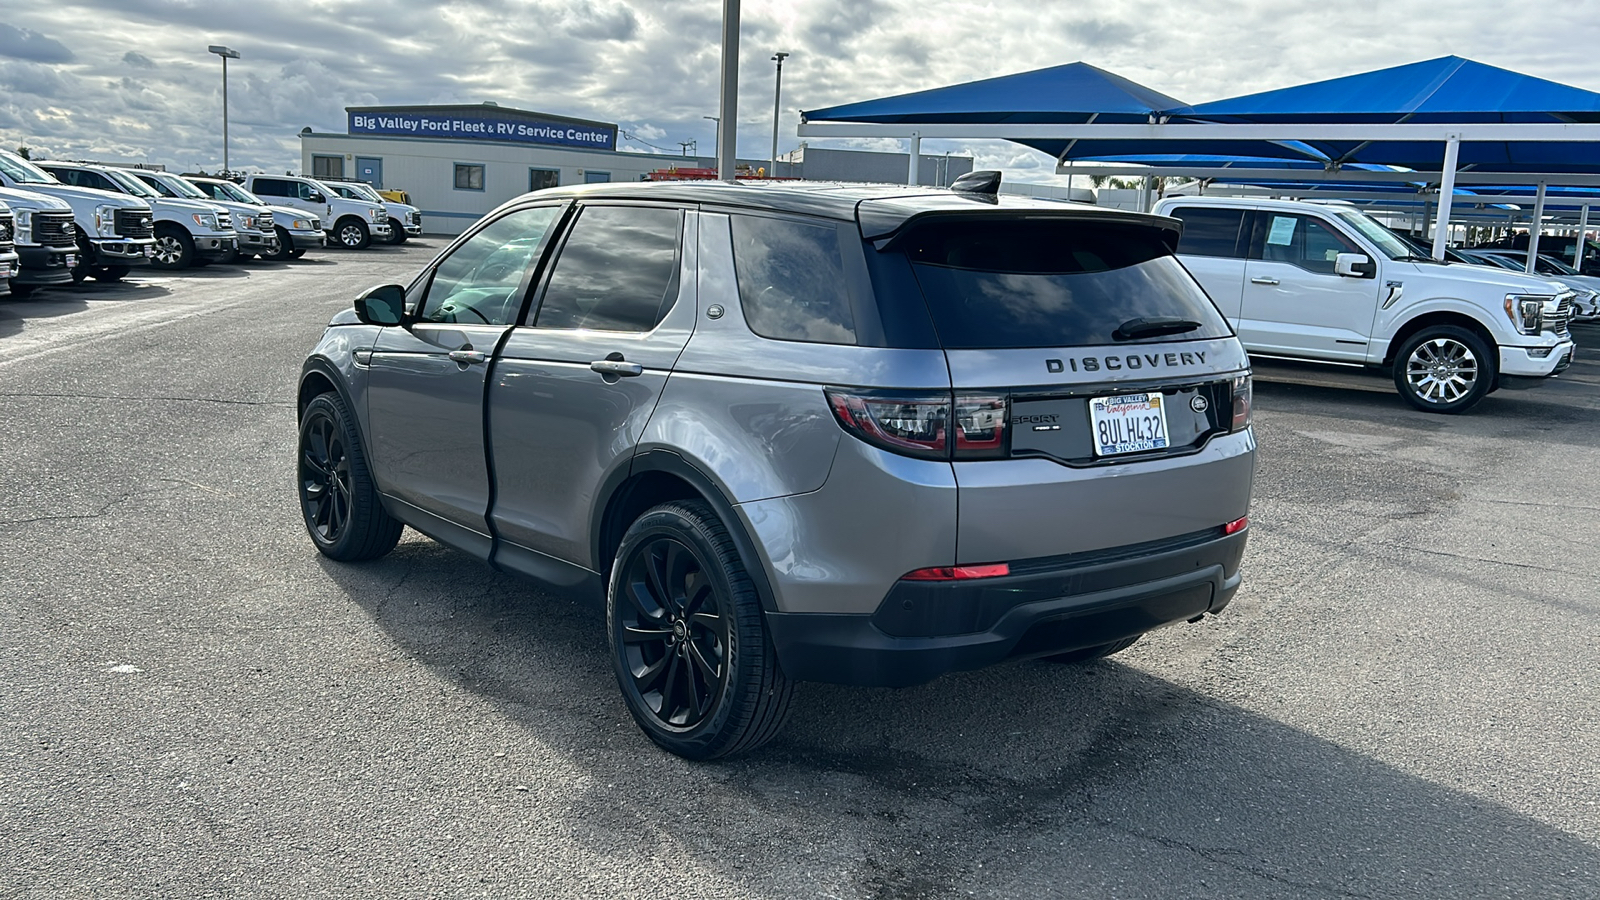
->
left=766, top=530, right=1246, bottom=688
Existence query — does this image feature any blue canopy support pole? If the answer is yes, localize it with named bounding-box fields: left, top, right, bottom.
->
left=1526, top=182, right=1548, bottom=273
left=1431, top=135, right=1461, bottom=260
left=907, top=132, right=921, bottom=185
left=1576, top=205, right=1591, bottom=270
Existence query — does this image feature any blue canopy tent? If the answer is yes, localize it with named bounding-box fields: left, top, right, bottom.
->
left=800, top=56, right=1600, bottom=264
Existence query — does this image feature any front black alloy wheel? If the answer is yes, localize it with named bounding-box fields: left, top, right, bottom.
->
left=297, top=393, right=402, bottom=561
left=608, top=501, right=793, bottom=760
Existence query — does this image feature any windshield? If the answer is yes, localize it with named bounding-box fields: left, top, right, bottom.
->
left=103, top=169, right=160, bottom=198
left=206, top=180, right=264, bottom=205
left=1333, top=210, right=1415, bottom=260
left=1469, top=253, right=1521, bottom=271
left=1536, top=255, right=1579, bottom=275
left=0, top=152, right=58, bottom=184
left=155, top=174, right=209, bottom=200
left=337, top=182, right=383, bottom=203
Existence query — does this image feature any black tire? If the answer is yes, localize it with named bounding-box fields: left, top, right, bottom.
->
left=267, top=226, right=294, bottom=261
left=71, top=236, right=92, bottom=283
left=1039, top=635, right=1141, bottom=665
left=334, top=218, right=371, bottom=250
left=151, top=225, right=195, bottom=270
left=1391, top=324, right=1496, bottom=414
left=296, top=393, right=403, bottom=561
left=90, top=265, right=130, bottom=282
left=386, top=218, right=408, bottom=244
left=290, top=248, right=307, bottom=259
left=607, top=500, right=793, bottom=760
left=9, top=282, right=39, bottom=298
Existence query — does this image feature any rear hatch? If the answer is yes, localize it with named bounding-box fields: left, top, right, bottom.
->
left=861, top=211, right=1255, bottom=563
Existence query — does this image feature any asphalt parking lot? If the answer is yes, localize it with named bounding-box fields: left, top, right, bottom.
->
left=2, top=244, right=1597, bottom=899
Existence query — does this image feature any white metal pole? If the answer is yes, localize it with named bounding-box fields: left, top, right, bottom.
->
left=1576, top=205, right=1591, bottom=271
left=717, top=0, right=740, bottom=181
left=1431, top=136, right=1461, bottom=260
left=769, top=52, right=787, bottom=177
left=1526, top=182, right=1547, bottom=274
left=221, top=55, right=230, bottom=172
left=907, top=132, right=920, bottom=185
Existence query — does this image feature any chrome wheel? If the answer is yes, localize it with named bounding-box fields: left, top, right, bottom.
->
left=339, top=223, right=366, bottom=248
left=616, top=536, right=729, bottom=730
left=152, top=235, right=184, bottom=266
left=1405, top=337, right=1479, bottom=405
left=299, top=409, right=351, bottom=544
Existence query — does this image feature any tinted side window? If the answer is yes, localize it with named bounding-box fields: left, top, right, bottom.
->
left=296, top=182, right=318, bottom=201
left=253, top=179, right=286, bottom=197
left=419, top=206, right=562, bottom=326
left=730, top=214, right=856, bottom=345
left=1170, top=207, right=1247, bottom=258
left=534, top=206, right=682, bottom=332
left=1258, top=214, right=1358, bottom=275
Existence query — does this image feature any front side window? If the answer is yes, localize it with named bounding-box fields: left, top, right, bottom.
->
left=1170, top=207, right=1248, bottom=258
left=534, top=206, right=682, bottom=332
left=890, top=218, right=1232, bottom=349
left=1257, top=214, right=1359, bottom=275
left=295, top=182, right=321, bottom=201
left=730, top=214, right=856, bottom=344
left=530, top=168, right=560, bottom=192
left=312, top=156, right=343, bottom=179
left=418, top=206, right=562, bottom=326
left=454, top=164, right=485, bottom=191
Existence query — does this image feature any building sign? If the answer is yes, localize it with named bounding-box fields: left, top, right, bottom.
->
left=348, top=110, right=617, bottom=151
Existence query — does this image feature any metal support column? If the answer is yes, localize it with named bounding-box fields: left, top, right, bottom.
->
left=1576, top=205, right=1591, bottom=271
left=1526, top=182, right=1548, bottom=274
left=769, top=51, right=788, bottom=177
left=907, top=133, right=920, bottom=185
left=716, top=0, right=740, bottom=181
left=1431, top=135, right=1461, bottom=260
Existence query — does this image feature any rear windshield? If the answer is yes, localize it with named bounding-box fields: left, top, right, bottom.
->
left=888, top=218, right=1232, bottom=349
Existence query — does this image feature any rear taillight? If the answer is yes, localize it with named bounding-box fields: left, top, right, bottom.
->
left=1223, top=516, right=1249, bottom=535
left=901, top=562, right=1011, bottom=581
left=1230, top=374, right=1252, bottom=432
left=826, top=389, right=1010, bottom=461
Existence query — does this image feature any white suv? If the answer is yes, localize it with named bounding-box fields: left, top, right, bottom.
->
left=1154, top=196, right=1576, bottom=413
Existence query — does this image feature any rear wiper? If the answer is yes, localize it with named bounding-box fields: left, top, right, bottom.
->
left=1113, top=316, right=1202, bottom=341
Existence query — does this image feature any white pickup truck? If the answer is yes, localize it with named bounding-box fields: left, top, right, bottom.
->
left=243, top=174, right=390, bottom=250
left=0, top=149, right=155, bottom=283
left=1153, top=196, right=1576, bottom=413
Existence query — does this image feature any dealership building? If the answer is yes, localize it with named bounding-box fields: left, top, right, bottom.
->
left=298, top=103, right=971, bottom=235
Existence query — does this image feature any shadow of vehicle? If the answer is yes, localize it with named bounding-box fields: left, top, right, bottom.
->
left=0, top=281, right=172, bottom=339
left=312, top=538, right=1600, bottom=898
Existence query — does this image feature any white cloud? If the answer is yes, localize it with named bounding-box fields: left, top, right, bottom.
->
left=0, top=0, right=1595, bottom=183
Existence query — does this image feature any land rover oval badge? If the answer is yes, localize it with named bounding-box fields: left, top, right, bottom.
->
left=1190, top=395, right=1209, bottom=413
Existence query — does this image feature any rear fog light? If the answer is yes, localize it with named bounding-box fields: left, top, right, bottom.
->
left=901, top=563, right=1011, bottom=581
left=1223, top=516, right=1249, bottom=536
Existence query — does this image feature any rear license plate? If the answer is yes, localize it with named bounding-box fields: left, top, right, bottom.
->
left=1089, top=393, right=1169, bottom=456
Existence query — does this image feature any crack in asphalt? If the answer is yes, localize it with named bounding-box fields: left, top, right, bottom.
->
left=0, top=390, right=291, bottom=408
left=0, top=490, right=147, bottom=530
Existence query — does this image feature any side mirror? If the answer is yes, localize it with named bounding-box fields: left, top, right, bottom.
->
left=354, top=284, right=408, bottom=326
left=1335, top=252, right=1376, bottom=278
left=308, top=190, right=326, bottom=203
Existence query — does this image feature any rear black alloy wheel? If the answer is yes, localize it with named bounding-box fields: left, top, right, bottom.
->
left=297, top=393, right=402, bottom=561
left=608, top=501, right=793, bottom=760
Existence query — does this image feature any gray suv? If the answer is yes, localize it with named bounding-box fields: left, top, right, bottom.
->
left=296, top=176, right=1257, bottom=759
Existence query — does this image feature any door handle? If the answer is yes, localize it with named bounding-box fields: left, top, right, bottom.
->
left=1250, top=276, right=1280, bottom=286
left=448, top=349, right=487, bottom=365
left=590, top=359, right=644, bottom=377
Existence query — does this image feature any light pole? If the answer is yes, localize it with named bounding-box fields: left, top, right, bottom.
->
left=770, top=51, right=789, bottom=177
left=208, top=45, right=240, bottom=172
left=716, top=0, right=739, bottom=181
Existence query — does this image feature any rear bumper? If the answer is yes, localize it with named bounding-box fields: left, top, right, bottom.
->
left=766, top=528, right=1248, bottom=687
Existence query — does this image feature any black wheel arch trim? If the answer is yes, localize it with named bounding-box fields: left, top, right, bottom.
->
left=298, top=356, right=359, bottom=428
left=592, top=449, right=781, bottom=614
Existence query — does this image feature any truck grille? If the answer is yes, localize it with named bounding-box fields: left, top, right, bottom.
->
left=1551, top=295, right=1574, bottom=337
left=216, top=210, right=233, bottom=231
left=114, top=209, right=154, bottom=239
left=0, top=213, right=12, bottom=247
left=35, top=212, right=77, bottom=247
left=258, top=211, right=274, bottom=229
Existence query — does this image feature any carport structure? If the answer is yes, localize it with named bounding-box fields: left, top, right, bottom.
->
left=800, top=57, right=1600, bottom=269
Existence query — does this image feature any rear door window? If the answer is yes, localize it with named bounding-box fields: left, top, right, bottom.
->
left=532, top=205, right=682, bottom=332
left=889, top=218, right=1232, bottom=349
left=252, top=179, right=286, bottom=197
left=1169, top=207, right=1248, bottom=258
left=730, top=214, right=856, bottom=345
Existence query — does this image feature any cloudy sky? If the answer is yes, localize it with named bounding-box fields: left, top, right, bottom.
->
left=3, top=0, right=1600, bottom=181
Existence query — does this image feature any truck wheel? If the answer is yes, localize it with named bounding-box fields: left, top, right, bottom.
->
left=1039, top=635, right=1141, bottom=664
left=335, top=218, right=371, bottom=250
left=151, top=226, right=195, bottom=270
left=10, top=283, right=39, bottom=298
left=90, top=265, right=131, bottom=282
left=267, top=226, right=294, bottom=261
left=607, top=500, right=794, bottom=760
left=71, top=236, right=93, bottom=283
left=1392, top=325, right=1496, bottom=414
left=386, top=218, right=408, bottom=244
